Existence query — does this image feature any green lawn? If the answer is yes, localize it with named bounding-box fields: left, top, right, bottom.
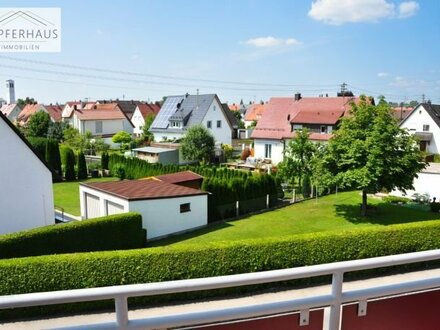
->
left=53, top=177, right=118, bottom=215
left=150, top=191, right=440, bottom=248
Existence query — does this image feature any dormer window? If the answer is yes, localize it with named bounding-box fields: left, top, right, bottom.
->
left=171, top=121, right=181, bottom=128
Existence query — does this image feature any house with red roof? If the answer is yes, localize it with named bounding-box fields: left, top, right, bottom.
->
left=16, top=103, right=64, bottom=126
left=79, top=171, right=208, bottom=240
left=244, top=103, right=266, bottom=128
left=131, top=102, right=161, bottom=137
left=251, top=93, right=363, bottom=164
left=67, top=103, right=134, bottom=145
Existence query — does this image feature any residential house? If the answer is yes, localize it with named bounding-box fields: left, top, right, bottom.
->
left=0, top=111, right=54, bottom=235
left=399, top=103, right=440, bottom=154
left=0, top=103, right=22, bottom=122
left=16, top=103, right=46, bottom=126
left=222, top=103, right=239, bottom=139
left=393, top=106, right=414, bottom=123
left=132, top=102, right=161, bottom=137
left=252, top=93, right=363, bottom=164
left=79, top=171, right=208, bottom=240
left=244, top=103, right=266, bottom=128
left=150, top=93, right=234, bottom=145
left=62, top=101, right=97, bottom=125
left=71, top=103, right=134, bottom=145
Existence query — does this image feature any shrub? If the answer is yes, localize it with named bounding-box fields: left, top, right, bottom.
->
left=45, top=139, right=62, bottom=181
left=27, top=136, right=47, bottom=160
left=0, top=220, right=439, bottom=318
left=430, top=202, right=440, bottom=213
left=101, top=152, right=109, bottom=170
left=383, top=196, right=411, bottom=204
left=76, top=151, right=88, bottom=180
left=64, top=147, right=76, bottom=181
left=0, top=213, right=145, bottom=259
left=241, top=147, right=251, bottom=161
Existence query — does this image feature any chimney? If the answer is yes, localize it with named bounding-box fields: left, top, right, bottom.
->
left=294, top=93, right=301, bottom=101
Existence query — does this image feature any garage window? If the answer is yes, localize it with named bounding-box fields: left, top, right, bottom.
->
left=180, top=203, right=191, bottom=213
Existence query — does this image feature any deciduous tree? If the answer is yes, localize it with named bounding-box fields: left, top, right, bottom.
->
left=325, top=96, right=426, bottom=216
left=180, top=125, right=215, bottom=165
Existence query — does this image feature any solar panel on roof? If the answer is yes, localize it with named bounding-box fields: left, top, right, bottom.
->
left=151, top=96, right=184, bottom=129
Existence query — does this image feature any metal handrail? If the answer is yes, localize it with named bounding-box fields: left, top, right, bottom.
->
left=1, top=249, right=440, bottom=330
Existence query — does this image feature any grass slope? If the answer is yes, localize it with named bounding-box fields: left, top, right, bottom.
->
left=151, top=191, right=440, bottom=247
left=53, top=177, right=118, bottom=215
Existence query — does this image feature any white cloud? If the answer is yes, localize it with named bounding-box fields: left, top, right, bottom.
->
left=245, top=36, right=301, bottom=48
left=377, top=72, right=389, bottom=77
left=308, top=0, right=419, bottom=25
left=398, top=1, right=419, bottom=18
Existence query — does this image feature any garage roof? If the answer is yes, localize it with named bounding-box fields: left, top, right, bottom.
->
left=155, top=171, right=203, bottom=184
left=81, top=178, right=207, bottom=201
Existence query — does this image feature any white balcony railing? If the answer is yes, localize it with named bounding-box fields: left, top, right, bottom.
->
left=1, top=249, right=440, bottom=330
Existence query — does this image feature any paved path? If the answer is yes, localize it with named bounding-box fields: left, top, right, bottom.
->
left=1, top=268, right=439, bottom=329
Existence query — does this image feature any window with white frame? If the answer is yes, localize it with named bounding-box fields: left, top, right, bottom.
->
left=423, top=124, right=430, bottom=132
left=95, top=121, right=103, bottom=134
left=265, top=144, right=272, bottom=158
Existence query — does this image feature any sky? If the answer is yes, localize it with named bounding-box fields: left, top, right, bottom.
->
left=0, top=0, right=439, bottom=105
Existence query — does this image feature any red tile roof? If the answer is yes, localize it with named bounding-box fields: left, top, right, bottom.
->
left=290, top=110, right=345, bottom=125
left=229, top=104, right=240, bottom=111
left=244, top=103, right=266, bottom=121
left=155, top=171, right=203, bottom=184
left=137, top=103, right=161, bottom=118
left=74, top=103, right=126, bottom=121
left=81, top=178, right=207, bottom=201
left=17, top=104, right=44, bottom=124
left=45, top=105, right=64, bottom=122
left=392, top=106, right=414, bottom=121
left=252, top=96, right=359, bottom=140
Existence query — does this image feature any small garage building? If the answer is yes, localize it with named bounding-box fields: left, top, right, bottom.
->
left=80, top=176, right=208, bottom=240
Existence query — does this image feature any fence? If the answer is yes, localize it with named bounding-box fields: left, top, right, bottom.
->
left=1, top=250, right=439, bottom=330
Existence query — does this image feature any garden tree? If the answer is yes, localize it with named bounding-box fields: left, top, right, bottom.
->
left=64, top=148, right=76, bottom=181
left=101, top=152, right=109, bottom=170
left=232, top=111, right=245, bottom=129
left=17, top=97, right=36, bottom=107
left=45, top=139, right=62, bottom=181
left=324, top=96, right=426, bottom=216
left=112, top=131, right=132, bottom=151
left=142, top=114, right=155, bottom=142
left=180, top=125, right=215, bottom=165
left=278, top=128, right=316, bottom=192
left=309, top=144, right=333, bottom=194
left=63, top=128, right=108, bottom=153
left=47, top=121, right=69, bottom=143
left=77, top=151, right=88, bottom=180
left=26, top=111, right=51, bottom=138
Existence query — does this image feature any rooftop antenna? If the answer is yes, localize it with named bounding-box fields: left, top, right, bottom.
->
left=340, top=82, right=348, bottom=94
left=196, top=88, right=199, bottom=110
left=122, top=94, right=125, bottom=100
left=422, top=94, right=426, bottom=103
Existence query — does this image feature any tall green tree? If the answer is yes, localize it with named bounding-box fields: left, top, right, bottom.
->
left=77, top=151, right=88, bottom=180
left=180, top=125, right=215, bottom=165
left=26, top=111, right=51, bottom=138
left=112, top=131, right=132, bottom=151
left=64, top=149, right=76, bottom=181
left=325, top=96, right=426, bottom=216
left=278, top=128, right=316, bottom=191
left=17, top=97, right=36, bottom=107
left=142, top=114, right=156, bottom=142
left=45, top=139, right=62, bottom=181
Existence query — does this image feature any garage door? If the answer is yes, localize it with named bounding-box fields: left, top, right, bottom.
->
left=106, top=200, right=125, bottom=215
left=85, top=193, right=100, bottom=219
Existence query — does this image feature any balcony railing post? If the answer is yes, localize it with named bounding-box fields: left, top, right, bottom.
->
left=115, top=296, right=128, bottom=329
left=328, top=271, right=344, bottom=330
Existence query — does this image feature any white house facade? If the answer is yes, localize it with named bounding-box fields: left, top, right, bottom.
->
left=79, top=177, right=208, bottom=240
left=399, top=103, right=440, bottom=154
left=150, top=94, right=233, bottom=145
left=0, top=112, right=54, bottom=235
left=0, top=103, right=21, bottom=122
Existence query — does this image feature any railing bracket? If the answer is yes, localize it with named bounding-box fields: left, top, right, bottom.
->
left=358, top=300, right=368, bottom=316
left=299, top=309, right=310, bottom=326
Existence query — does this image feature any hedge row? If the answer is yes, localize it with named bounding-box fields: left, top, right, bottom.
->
left=0, top=213, right=146, bottom=259
left=1, top=220, right=439, bottom=318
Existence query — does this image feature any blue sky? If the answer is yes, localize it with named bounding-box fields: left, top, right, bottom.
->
left=0, top=0, right=439, bottom=105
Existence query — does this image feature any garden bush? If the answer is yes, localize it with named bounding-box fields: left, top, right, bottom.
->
left=383, top=195, right=411, bottom=204
left=0, top=219, right=439, bottom=319
left=430, top=202, right=440, bottom=213
left=0, top=213, right=145, bottom=259
left=27, top=136, right=48, bottom=160
left=64, top=147, right=76, bottom=181
left=45, top=139, right=62, bottom=182
left=76, top=151, right=88, bottom=180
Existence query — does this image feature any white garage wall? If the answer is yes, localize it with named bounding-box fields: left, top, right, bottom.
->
left=129, top=195, right=208, bottom=239
left=79, top=185, right=129, bottom=219
left=391, top=171, right=440, bottom=201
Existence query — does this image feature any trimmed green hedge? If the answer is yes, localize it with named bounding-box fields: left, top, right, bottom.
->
left=0, top=213, right=146, bottom=259
left=0, top=219, right=439, bottom=318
